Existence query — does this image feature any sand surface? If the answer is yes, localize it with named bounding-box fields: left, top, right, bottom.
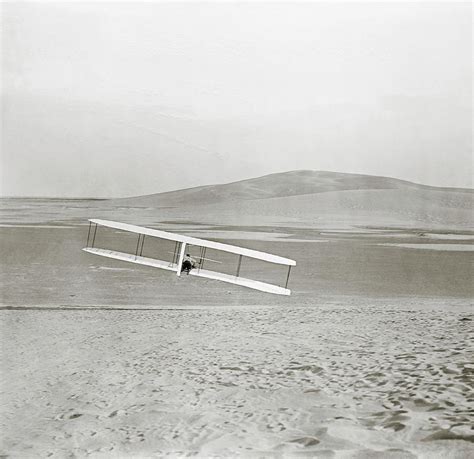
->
left=379, top=244, right=474, bottom=252
left=1, top=195, right=473, bottom=457
left=1, top=225, right=473, bottom=308
left=2, top=303, right=473, bottom=458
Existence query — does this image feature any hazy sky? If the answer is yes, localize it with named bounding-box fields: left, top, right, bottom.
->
left=2, top=1, right=472, bottom=197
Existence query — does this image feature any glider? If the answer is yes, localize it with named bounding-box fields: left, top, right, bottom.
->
left=83, top=219, right=296, bottom=295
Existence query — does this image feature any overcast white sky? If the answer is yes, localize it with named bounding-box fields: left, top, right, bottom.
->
left=1, top=1, right=472, bottom=197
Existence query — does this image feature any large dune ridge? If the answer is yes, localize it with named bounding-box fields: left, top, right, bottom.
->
left=113, top=170, right=473, bottom=205
left=110, top=171, right=473, bottom=229
left=1, top=171, right=471, bottom=230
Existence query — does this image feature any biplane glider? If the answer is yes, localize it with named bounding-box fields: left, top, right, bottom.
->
left=83, top=219, right=296, bottom=295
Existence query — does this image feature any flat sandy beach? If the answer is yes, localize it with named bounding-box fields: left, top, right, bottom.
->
left=1, top=198, right=473, bottom=457
left=1, top=301, right=473, bottom=458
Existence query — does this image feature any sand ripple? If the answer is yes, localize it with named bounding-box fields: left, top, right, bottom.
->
left=1, top=303, right=473, bottom=457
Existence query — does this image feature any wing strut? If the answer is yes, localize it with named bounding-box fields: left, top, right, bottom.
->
left=169, top=241, right=179, bottom=267
left=134, top=234, right=142, bottom=260
left=86, top=221, right=92, bottom=247
left=91, top=223, right=98, bottom=248
left=199, top=247, right=207, bottom=271
left=285, top=266, right=292, bottom=289
left=236, top=255, right=243, bottom=277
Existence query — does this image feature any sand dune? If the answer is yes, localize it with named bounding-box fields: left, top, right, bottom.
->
left=1, top=302, right=473, bottom=458
left=1, top=172, right=472, bottom=230
left=113, top=170, right=473, bottom=207
left=177, top=188, right=473, bottom=229
left=109, top=171, right=473, bottom=229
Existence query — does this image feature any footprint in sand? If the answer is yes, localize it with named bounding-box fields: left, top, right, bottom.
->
left=288, top=436, right=320, bottom=447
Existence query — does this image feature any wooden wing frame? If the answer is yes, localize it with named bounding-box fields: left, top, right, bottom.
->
left=83, top=219, right=296, bottom=295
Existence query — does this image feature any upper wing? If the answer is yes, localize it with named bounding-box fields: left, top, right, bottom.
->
left=89, top=219, right=296, bottom=266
